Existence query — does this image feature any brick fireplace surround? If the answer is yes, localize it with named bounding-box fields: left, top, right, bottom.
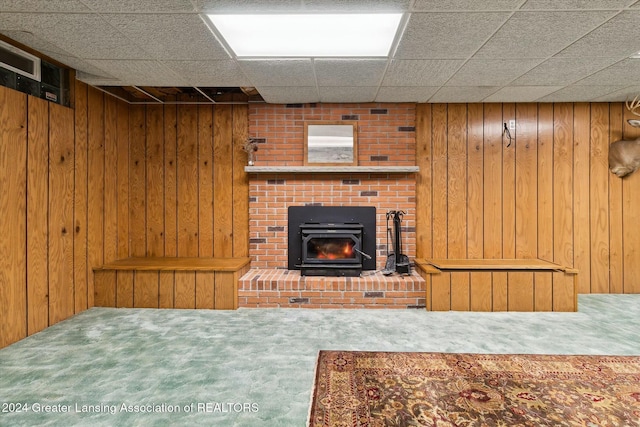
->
left=239, top=103, right=425, bottom=309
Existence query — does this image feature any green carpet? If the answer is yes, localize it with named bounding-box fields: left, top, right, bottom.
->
left=1, top=294, right=639, bottom=426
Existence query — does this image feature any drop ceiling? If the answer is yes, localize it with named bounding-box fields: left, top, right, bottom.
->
left=1, top=0, right=640, bottom=103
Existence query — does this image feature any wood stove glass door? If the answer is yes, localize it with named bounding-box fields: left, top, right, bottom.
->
left=306, top=236, right=357, bottom=262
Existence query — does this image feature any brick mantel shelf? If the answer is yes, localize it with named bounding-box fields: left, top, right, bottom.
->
left=245, top=166, right=419, bottom=173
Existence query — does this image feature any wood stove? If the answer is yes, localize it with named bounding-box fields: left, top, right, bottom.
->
left=288, top=206, right=376, bottom=277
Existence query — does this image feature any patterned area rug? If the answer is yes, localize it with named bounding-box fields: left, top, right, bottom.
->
left=308, top=351, right=640, bottom=427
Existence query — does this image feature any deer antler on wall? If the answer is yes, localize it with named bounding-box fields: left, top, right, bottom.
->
left=609, top=95, right=640, bottom=178
left=626, top=95, right=640, bottom=128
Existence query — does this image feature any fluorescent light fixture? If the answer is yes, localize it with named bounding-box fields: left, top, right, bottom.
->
left=207, top=13, right=403, bottom=57
left=631, top=50, right=640, bottom=59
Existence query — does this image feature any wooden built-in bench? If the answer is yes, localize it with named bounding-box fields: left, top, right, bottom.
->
left=93, top=257, right=251, bottom=310
left=414, top=258, right=578, bottom=312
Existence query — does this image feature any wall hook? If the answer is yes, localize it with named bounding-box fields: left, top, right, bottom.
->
left=503, top=123, right=513, bottom=147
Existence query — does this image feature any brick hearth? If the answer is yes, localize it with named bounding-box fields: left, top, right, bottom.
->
left=238, top=269, right=426, bottom=309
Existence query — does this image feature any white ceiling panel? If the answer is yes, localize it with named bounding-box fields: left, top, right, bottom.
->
left=475, top=11, right=615, bottom=59
left=446, top=59, right=543, bottom=86
left=80, top=0, right=196, bottom=12
left=53, top=15, right=153, bottom=60
left=575, top=59, right=640, bottom=85
left=0, top=0, right=638, bottom=103
left=161, top=60, right=251, bottom=86
left=58, top=58, right=117, bottom=82
left=195, top=0, right=410, bottom=12
left=256, top=86, right=319, bottom=104
left=51, top=56, right=117, bottom=81
left=382, top=60, right=464, bottom=86
left=537, top=85, right=627, bottom=102
left=375, top=86, right=439, bottom=102
left=429, top=86, right=501, bottom=103
left=301, top=0, right=410, bottom=11
left=2, top=13, right=152, bottom=60
left=483, top=86, right=563, bottom=102
left=412, top=0, right=524, bottom=10
left=512, top=57, right=621, bottom=85
left=521, top=0, right=635, bottom=9
left=76, top=72, right=125, bottom=86
left=0, top=29, right=86, bottom=65
left=238, top=59, right=315, bottom=86
left=0, top=12, right=54, bottom=32
left=0, top=0, right=87, bottom=12
left=591, top=85, right=640, bottom=102
left=394, top=12, right=510, bottom=59
left=315, top=59, right=387, bottom=87
left=86, top=60, right=186, bottom=86
left=319, top=87, right=379, bottom=103
left=555, top=11, right=640, bottom=58
left=195, top=0, right=304, bottom=13
left=101, top=14, right=229, bottom=60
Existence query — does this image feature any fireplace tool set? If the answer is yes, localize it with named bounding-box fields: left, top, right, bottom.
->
left=382, top=210, right=411, bottom=276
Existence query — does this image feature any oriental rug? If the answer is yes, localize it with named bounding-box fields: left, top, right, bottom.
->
left=308, top=351, right=640, bottom=427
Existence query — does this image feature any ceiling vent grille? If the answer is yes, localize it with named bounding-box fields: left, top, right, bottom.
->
left=0, top=39, right=40, bottom=82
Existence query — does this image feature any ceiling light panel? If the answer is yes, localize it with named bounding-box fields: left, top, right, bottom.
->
left=206, top=13, right=403, bottom=57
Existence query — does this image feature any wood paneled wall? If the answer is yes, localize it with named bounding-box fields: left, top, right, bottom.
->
left=122, top=103, right=249, bottom=259
left=0, top=82, right=249, bottom=349
left=0, top=85, right=76, bottom=349
left=82, top=85, right=250, bottom=309
left=416, top=102, right=640, bottom=295
left=93, top=100, right=250, bottom=309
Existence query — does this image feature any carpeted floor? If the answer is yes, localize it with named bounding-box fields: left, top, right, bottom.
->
left=0, top=294, right=639, bottom=426
left=309, top=350, right=640, bottom=426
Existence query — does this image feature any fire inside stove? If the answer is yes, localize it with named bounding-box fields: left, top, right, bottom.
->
left=308, top=238, right=356, bottom=260
left=299, top=222, right=364, bottom=276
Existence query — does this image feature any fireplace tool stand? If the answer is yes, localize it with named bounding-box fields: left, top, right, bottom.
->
left=382, top=210, right=411, bottom=275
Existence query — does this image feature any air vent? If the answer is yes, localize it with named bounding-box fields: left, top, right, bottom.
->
left=0, top=39, right=40, bottom=82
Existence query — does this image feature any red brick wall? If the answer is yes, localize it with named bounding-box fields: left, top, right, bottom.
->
left=247, top=103, right=417, bottom=270
left=250, top=103, right=416, bottom=166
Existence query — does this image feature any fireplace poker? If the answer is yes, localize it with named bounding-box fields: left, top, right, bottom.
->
left=354, top=248, right=372, bottom=260
left=382, top=211, right=396, bottom=275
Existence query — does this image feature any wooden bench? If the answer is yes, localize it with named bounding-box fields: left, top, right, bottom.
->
left=93, top=257, right=251, bottom=310
left=414, top=258, right=578, bottom=312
